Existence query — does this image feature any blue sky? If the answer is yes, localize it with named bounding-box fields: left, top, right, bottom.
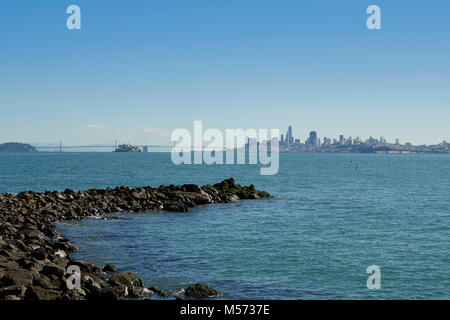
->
left=1, top=0, right=449, bottom=146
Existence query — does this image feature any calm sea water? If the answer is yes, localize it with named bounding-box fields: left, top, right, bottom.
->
left=1, top=152, right=449, bottom=299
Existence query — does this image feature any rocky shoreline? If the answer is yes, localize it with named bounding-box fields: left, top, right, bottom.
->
left=0, top=178, right=270, bottom=300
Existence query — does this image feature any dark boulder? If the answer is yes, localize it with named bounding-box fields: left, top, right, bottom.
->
left=110, top=272, right=144, bottom=288
left=184, top=283, right=222, bottom=298
left=181, top=184, right=202, bottom=193
left=95, top=285, right=127, bottom=300
left=109, top=272, right=150, bottom=298
left=0, top=285, right=27, bottom=298
left=31, top=247, right=47, bottom=260
left=69, top=259, right=101, bottom=274
left=33, top=275, right=63, bottom=291
left=102, top=263, right=119, bottom=272
left=0, top=269, right=33, bottom=287
left=42, top=264, right=66, bottom=278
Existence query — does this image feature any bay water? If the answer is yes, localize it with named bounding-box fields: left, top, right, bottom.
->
left=1, top=152, right=448, bottom=299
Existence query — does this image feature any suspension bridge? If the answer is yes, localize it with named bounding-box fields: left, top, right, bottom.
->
left=34, top=141, right=229, bottom=152
left=34, top=141, right=174, bottom=152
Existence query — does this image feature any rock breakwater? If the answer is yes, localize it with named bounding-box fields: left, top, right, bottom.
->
left=0, top=178, right=270, bottom=300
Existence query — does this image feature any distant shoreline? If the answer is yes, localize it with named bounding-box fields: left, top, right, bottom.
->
left=2, top=150, right=450, bottom=155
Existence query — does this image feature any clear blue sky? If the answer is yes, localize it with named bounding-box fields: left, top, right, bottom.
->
left=1, top=0, right=449, bottom=146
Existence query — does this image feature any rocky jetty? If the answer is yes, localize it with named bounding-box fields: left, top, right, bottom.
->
left=0, top=178, right=270, bottom=300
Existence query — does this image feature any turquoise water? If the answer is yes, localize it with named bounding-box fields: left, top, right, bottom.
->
left=1, top=152, right=449, bottom=299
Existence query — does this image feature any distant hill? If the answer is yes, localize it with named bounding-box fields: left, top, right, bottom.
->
left=0, top=142, right=38, bottom=152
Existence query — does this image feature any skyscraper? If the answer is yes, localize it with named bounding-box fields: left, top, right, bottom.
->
left=309, top=131, right=318, bottom=146
left=288, top=126, right=293, bottom=145
left=285, top=130, right=290, bottom=148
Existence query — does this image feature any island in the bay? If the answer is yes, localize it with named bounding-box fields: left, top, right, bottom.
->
left=0, top=142, right=38, bottom=152
left=113, top=144, right=142, bottom=153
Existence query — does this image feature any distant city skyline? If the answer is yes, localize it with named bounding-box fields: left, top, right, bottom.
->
left=276, top=125, right=450, bottom=153
left=1, top=1, right=449, bottom=146
left=15, top=126, right=449, bottom=149
left=279, top=127, right=436, bottom=147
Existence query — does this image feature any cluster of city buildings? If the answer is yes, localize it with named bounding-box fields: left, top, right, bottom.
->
left=278, top=126, right=450, bottom=154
